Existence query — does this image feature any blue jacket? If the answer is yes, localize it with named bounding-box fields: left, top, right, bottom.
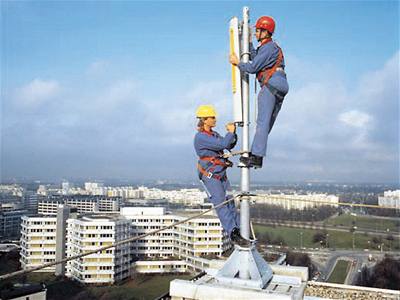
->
left=238, top=41, right=288, bottom=93
left=194, top=130, right=237, bottom=176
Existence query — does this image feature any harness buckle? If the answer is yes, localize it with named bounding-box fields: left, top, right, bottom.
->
left=207, top=172, right=213, bottom=179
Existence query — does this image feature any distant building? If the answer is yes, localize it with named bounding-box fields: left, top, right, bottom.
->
left=378, top=190, right=400, bottom=209
left=61, top=181, right=73, bottom=195
left=0, top=184, right=24, bottom=197
left=84, top=182, right=104, bottom=195
left=0, top=210, right=28, bottom=240
left=0, top=202, right=24, bottom=212
left=252, top=193, right=339, bottom=210
left=23, top=190, right=40, bottom=214
left=124, top=198, right=168, bottom=206
left=37, top=185, right=47, bottom=196
left=36, top=185, right=61, bottom=197
left=0, top=189, right=28, bottom=240
left=38, top=195, right=121, bottom=216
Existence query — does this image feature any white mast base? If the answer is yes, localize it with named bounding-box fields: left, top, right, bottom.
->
left=215, top=245, right=273, bottom=289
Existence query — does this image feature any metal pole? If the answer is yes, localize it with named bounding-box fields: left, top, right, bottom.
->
left=240, top=6, right=250, bottom=241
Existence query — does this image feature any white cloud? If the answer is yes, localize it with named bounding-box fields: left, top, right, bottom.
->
left=357, top=51, right=399, bottom=100
left=338, top=110, right=373, bottom=128
left=262, top=51, right=399, bottom=182
left=14, top=78, right=60, bottom=107
left=144, top=80, right=232, bottom=145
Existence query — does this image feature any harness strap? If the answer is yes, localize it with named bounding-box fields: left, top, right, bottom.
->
left=200, top=156, right=227, bottom=166
left=197, top=163, right=226, bottom=181
left=256, top=41, right=284, bottom=87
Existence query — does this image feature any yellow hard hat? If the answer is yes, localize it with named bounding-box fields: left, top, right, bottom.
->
left=196, top=105, right=217, bottom=118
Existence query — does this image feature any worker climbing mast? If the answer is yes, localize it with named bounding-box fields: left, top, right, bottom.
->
left=214, top=7, right=273, bottom=288
left=170, top=7, right=308, bottom=299
left=230, top=10, right=289, bottom=169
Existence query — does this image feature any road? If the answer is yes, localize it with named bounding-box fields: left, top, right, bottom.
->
left=304, top=249, right=400, bottom=284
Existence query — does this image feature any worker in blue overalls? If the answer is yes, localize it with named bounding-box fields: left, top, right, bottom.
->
left=230, top=16, right=289, bottom=168
left=194, top=105, right=249, bottom=246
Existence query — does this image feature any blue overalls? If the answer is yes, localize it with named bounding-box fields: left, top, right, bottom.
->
left=238, top=40, right=289, bottom=157
left=194, top=130, right=239, bottom=235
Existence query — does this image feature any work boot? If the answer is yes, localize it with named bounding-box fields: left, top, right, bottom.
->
left=240, top=154, right=263, bottom=169
left=230, top=227, right=251, bottom=247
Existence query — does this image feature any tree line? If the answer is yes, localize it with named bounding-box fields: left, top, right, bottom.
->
left=355, top=255, right=400, bottom=290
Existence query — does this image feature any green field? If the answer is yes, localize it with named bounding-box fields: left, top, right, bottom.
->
left=325, top=214, right=400, bottom=232
left=254, top=224, right=399, bottom=250
left=327, top=260, right=350, bottom=284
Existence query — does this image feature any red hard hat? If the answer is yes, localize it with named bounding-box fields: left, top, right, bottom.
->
left=255, top=16, right=276, bottom=34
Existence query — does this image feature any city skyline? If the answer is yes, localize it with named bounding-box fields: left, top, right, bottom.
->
left=1, top=1, right=399, bottom=183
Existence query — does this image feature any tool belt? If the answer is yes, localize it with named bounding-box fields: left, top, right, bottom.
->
left=197, top=156, right=232, bottom=181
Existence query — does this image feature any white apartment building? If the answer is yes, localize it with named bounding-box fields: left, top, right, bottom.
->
left=378, top=190, right=400, bottom=209
left=105, top=187, right=143, bottom=199
left=38, top=196, right=121, bottom=216
left=121, top=207, right=230, bottom=271
left=89, top=186, right=206, bottom=206
left=84, top=182, right=104, bottom=196
left=20, top=216, right=57, bottom=272
left=66, top=215, right=132, bottom=284
left=61, top=181, right=73, bottom=195
left=122, top=207, right=175, bottom=258
left=0, top=184, right=24, bottom=197
left=252, top=193, right=339, bottom=210
left=165, top=189, right=207, bottom=206
left=20, top=207, right=229, bottom=283
left=129, top=187, right=206, bottom=205
left=54, top=183, right=206, bottom=206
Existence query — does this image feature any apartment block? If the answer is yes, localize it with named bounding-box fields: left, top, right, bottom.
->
left=121, top=207, right=230, bottom=271
left=20, top=207, right=229, bottom=283
left=38, top=195, right=121, bottom=216
left=253, top=193, right=339, bottom=210
left=66, top=215, right=132, bottom=284
left=20, top=216, right=57, bottom=272
left=378, top=190, right=400, bottom=209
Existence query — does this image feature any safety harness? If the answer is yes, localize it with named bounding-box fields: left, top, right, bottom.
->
left=197, top=130, right=233, bottom=181
left=255, top=38, right=286, bottom=133
left=256, top=38, right=284, bottom=87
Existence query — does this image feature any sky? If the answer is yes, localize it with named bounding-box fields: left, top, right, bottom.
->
left=1, top=0, right=399, bottom=184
